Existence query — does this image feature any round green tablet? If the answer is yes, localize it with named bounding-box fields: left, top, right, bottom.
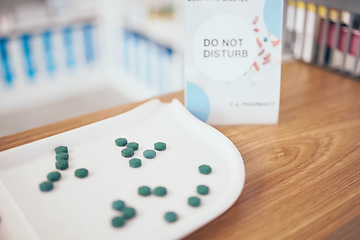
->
left=127, top=142, right=139, bottom=151
left=115, top=138, right=127, bottom=147
left=129, top=158, right=141, bottom=168
left=122, top=207, right=136, bottom=219
left=56, top=152, right=69, bottom=161
left=138, top=186, right=151, bottom=196
left=112, top=216, right=126, bottom=228
left=112, top=200, right=125, bottom=211
left=75, top=168, right=88, bottom=178
left=199, top=164, right=212, bottom=175
left=165, top=212, right=178, bottom=223
left=153, top=186, right=167, bottom=196
left=154, top=142, right=166, bottom=151
left=47, top=171, right=61, bottom=182
left=39, top=181, right=54, bottom=192
left=188, top=196, right=201, bottom=207
left=143, top=150, right=156, bottom=159
left=121, top=148, right=134, bottom=158
left=197, top=185, right=209, bottom=195
left=55, top=146, right=68, bottom=154
left=56, top=160, right=69, bottom=170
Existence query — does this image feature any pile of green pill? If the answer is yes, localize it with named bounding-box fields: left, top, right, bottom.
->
left=116, top=138, right=140, bottom=155
left=137, top=186, right=168, bottom=197
left=40, top=170, right=61, bottom=192
left=138, top=185, right=169, bottom=197
left=55, top=146, right=69, bottom=170
left=137, top=185, right=179, bottom=223
left=40, top=146, right=69, bottom=192
left=40, top=145, right=89, bottom=192
left=183, top=165, right=213, bottom=209
left=111, top=200, right=136, bottom=228
left=115, top=139, right=169, bottom=171
left=115, top=138, right=144, bottom=169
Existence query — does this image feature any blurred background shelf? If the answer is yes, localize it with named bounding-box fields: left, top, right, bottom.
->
left=0, top=0, right=184, bottom=137
left=284, top=0, right=360, bottom=78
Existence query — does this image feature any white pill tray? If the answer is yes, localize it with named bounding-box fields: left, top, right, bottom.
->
left=0, top=99, right=245, bottom=240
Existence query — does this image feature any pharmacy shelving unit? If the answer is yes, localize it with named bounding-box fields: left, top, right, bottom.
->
left=0, top=0, right=107, bottom=113
left=108, top=0, right=185, bottom=102
left=0, top=0, right=184, bottom=115
left=284, top=0, right=360, bottom=79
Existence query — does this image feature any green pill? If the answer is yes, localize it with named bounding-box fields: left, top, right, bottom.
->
left=56, top=152, right=69, bottom=161
left=165, top=212, right=178, bottom=223
left=138, top=186, right=151, bottom=196
left=112, top=216, right=126, bottom=228
left=129, top=158, right=141, bottom=168
left=47, top=171, right=61, bottom=182
left=127, top=142, right=139, bottom=151
left=197, top=185, right=209, bottom=195
left=122, top=207, right=136, bottom=219
left=188, top=196, right=201, bottom=207
left=39, top=181, right=54, bottom=192
left=56, top=160, right=69, bottom=170
left=199, top=164, right=212, bottom=175
left=121, top=148, right=134, bottom=158
left=153, top=186, right=167, bottom=196
left=75, top=168, right=88, bottom=178
left=143, top=150, right=156, bottom=159
left=112, top=200, right=125, bottom=211
left=154, top=142, right=166, bottom=151
left=115, top=138, right=127, bottom=147
left=55, top=146, right=68, bottom=154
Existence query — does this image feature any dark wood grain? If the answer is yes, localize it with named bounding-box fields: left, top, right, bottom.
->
left=1, top=62, right=359, bottom=239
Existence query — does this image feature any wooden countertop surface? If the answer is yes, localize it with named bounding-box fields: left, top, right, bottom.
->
left=1, top=62, right=359, bottom=239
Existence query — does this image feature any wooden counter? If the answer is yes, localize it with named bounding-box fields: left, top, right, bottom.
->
left=1, top=62, right=359, bottom=239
